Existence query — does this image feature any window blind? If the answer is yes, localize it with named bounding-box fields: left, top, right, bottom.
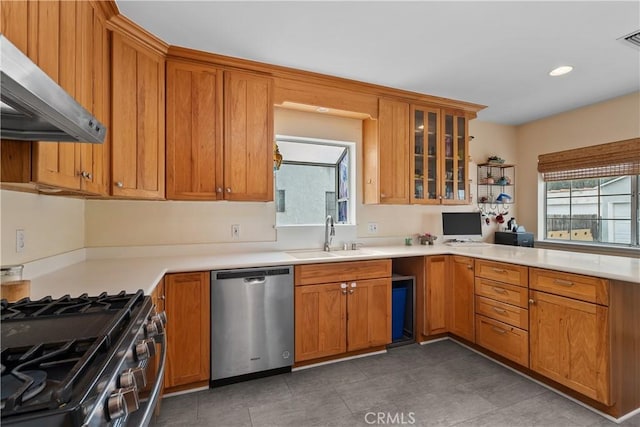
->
left=538, top=138, right=640, bottom=181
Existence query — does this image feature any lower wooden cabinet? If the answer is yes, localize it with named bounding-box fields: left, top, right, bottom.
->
left=449, top=256, right=475, bottom=341
left=475, top=315, right=528, bottom=367
left=529, top=289, right=610, bottom=404
left=424, top=255, right=448, bottom=335
left=294, top=260, right=391, bottom=363
left=164, top=272, right=210, bottom=389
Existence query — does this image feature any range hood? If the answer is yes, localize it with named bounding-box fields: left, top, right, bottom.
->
left=0, top=35, right=106, bottom=143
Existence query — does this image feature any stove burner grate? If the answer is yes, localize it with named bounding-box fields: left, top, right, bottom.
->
left=0, top=370, right=47, bottom=410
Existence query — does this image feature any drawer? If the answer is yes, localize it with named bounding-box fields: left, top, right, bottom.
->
left=294, top=259, right=391, bottom=286
left=476, top=315, right=529, bottom=367
left=475, top=260, right=528, bottom=287
left=475, top=295, right=528, bottom=330
left=475, top=277, right=529, bottom=308
left=530, top=268, right=608, bottom=305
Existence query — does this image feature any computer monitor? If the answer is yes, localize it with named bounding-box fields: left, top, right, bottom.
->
left=442, top=212, right=483, bottom=241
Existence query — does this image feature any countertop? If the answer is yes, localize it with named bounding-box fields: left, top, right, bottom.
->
left=25, top=243, right=640, bottom=300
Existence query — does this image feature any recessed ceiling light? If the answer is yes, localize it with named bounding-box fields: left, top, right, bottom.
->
left=549, top=66, right=573, bottom=77
left=316, top=107, right=330, bottom=113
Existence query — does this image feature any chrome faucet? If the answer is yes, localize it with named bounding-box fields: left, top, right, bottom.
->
left=324, top=215, right=335, bottom=251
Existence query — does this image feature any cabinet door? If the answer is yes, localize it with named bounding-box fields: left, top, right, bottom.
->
left=441, top=112, right=469, bottom=204
left=449, top=256, right=475, bottom=341
left=166, top=60, right=223, bottom=200
left=411, top=105, right=440, bottom=204
left=347, top=278, right=391, bottom=351
left=424, top=256, right=449, bottom=335
left=378, top=98, right=410, bottom=204
left=164, top=272, right=210, bottom=389
left=224, top=70, right=273, bottom=201
left=111, top=31, right=165, bottom=199
left=31, top=1, right=81, bottom=191
left=529, top=290, right=610, bottom=404
left=0, top=0, right=28, bottom=54
left=295, top=282, right=346, bottom=362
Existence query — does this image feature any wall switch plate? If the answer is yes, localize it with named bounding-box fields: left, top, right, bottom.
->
left=231, top=224, right=240, bottom=239
left=16, top=229, right=25, bottom=253
left=367, top=222, right=378, bottom=234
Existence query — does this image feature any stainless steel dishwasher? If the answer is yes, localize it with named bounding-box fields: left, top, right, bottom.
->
left=211, top=266, right=294, bottom=384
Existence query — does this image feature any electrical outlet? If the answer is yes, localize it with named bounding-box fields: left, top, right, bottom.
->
left=16, top=229, right=25, bottom=253
left=367, top=222, right=378, bottom=234
left=231, top=224, right=240, bottom=239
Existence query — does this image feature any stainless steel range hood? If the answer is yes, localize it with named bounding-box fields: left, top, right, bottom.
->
left=0, top=35, right=106, bottom=143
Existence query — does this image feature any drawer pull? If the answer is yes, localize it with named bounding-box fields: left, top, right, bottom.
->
left=492, top=268, right=507, bottom=273
left=492, top=287, right=507, bottom=294
left=554, top=279, right=574, bottom=287
left=491, top=326, right=507, bottom=334
left=492, top=306, right=507, bottom=315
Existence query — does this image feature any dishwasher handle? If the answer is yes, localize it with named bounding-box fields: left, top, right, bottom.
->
left=243, top=277, right=266, bottom=285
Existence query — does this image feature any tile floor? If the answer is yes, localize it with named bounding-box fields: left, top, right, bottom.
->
left=151, top=340, right=640, bottom=427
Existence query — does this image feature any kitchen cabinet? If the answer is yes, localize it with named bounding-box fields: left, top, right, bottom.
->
left=164, top=272, right=210, bottom=390
left=294, top=260, right=391, bottom=362
left=449, top=256, right=475, bottom=341
left=474, top=260, right=529, bottom=366
left=410, top=105, right=440, bottom=203
left=529, top=268, right=610, bottom=404
left=424, top=255, right=448, bottom=335
left=166, top=63, right=273, bottom=201
left=440, top=111, right=469, bottom=204
left=223, top=70, right=274, bottom=201
left=0, top=1, right=110, bottom=195
left=166, top=60, right=222, bottom=200
left=111, top=30, right=165, bottom=199
left=363, top=98, right=411, bottom=204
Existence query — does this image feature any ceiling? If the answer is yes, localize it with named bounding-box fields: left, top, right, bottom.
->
left=116, top=1, right=640, bottom=125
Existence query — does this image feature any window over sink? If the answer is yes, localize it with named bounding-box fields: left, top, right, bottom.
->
left=274, top=136, right=355, bottom=226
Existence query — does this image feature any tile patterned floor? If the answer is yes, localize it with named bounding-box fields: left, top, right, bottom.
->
left=151, top=340, right=640, bottom=427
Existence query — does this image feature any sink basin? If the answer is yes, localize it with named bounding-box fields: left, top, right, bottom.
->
left=330, top=249, right=383, bottom=257
left=286, top=250, right=337, bottom=260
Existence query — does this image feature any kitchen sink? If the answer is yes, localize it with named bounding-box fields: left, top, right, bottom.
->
left=286, top=250, right=338, bottom=260
left=330, top=249, right=383, bottom=257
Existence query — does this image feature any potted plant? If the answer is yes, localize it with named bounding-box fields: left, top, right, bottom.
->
left=417, top=233, right=437, bottom=245
left=485, top=171, right=494, bottom=184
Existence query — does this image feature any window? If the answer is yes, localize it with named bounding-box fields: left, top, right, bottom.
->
left=276, top=190, right=286, bottom=213
left=274, top=137, right=353, bottom=226
left=545, top=176, right=638, bottom=246
left=539, top=138, right=640, bottom=248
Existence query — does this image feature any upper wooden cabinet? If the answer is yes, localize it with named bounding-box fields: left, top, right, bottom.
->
left=363, top=98, right=411, bottom=204
left=223, top=70, right=274, bottom=201
left=166, top=60, right=223, bottom=200
left=111, top=30, right=165, bottom=199
left=0, top=1, right=110, bottom=195
left=166, top=64, right=274, bottom=201
left=364, top=100, right=471, bottom=205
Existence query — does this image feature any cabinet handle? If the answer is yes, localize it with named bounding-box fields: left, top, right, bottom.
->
left=86, top=172, right=93, bottom=180
left=216, top=187, right=223, bottom=193
left=350, top=282, right=357, bottom=288
left=553, top=279, right=574, bottom=287
left=528, top=299, right=535, bottom=305
left=380, top=193, right=387, bottom=198
left=349, top=289, right=355, bottom=294
left=491, top=326, right=507, bottom=335
left=492, top=268, right=507, bottom=273
left=159, top=295, right=165, bottom=300
left=491, top=287, right=507, bottom=294
left=467, top=265, right=473, bottom=270
left=115, top=181, right=124, bottom=188
left=226, top=187, right=232, bottom=193
left=341, top=283, right=348, bottom=295
left=492, top=306, right=507, bottom=315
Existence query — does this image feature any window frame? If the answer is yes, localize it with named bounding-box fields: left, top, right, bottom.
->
left=543, top=175, right=639, bottom=248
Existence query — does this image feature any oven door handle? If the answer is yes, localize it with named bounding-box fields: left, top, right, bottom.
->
left=136, top=332, right=166, bottom=427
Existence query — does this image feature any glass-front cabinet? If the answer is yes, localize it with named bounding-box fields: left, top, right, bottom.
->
left=411, top=106, right=440, bottom=203
left=411, top=107, right=469, bottom=204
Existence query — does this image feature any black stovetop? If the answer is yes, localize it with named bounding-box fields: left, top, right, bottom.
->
left=0, top=290, right=148, bottom=424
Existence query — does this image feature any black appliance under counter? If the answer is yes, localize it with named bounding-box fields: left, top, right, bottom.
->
left=494, top=231, right=534, bottom=247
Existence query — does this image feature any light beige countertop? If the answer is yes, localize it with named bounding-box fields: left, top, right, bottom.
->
left=27, top=244, right=640, bottom=299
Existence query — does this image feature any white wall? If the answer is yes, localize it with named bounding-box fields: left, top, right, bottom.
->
left=515, top=91, right=640, bottom=237
left=0, top=190, right=85, bottom=265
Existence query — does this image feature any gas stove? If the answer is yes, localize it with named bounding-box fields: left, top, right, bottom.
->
left=0, top=290, right=166, bottom=427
